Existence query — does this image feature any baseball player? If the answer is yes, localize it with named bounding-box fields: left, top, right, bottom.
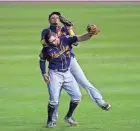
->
left=40, top=12, right=111, bottom=123
left=39, top=27, right=97, bottom=127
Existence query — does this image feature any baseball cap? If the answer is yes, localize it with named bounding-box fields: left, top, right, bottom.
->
left=48, top=12, right=61, bottom=20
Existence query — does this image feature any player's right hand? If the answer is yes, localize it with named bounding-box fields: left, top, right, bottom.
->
left=42, top=73, right=50, bottom=83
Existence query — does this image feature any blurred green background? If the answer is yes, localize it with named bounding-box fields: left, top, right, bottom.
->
left=0, top=3, right=140, bottom=131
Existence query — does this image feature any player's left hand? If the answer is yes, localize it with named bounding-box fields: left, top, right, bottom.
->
left=87, top=24, right=100, bottom=37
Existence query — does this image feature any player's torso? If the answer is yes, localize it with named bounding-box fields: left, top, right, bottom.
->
left=42, top=25, right=74, bottom=57
left=49, top=25, right=74, bottom=53
left=47, top=40, right=71, bottom=70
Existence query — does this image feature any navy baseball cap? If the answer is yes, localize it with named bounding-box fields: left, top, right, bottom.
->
left=48, top=12, right=61, bottom=20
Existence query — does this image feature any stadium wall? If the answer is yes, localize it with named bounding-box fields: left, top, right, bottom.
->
left=0, top=0, right=140, bottom=2
left=0, top=0, right=140, bottom=4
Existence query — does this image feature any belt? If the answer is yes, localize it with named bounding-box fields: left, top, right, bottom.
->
left=56, top=68, right=68, bottom=72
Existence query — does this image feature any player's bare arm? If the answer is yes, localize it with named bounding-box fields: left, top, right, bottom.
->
left=77, top=33, right=91, bottom=42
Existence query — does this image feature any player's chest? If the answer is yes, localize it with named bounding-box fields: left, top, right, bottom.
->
left=50, top=44, right=70, bottom=59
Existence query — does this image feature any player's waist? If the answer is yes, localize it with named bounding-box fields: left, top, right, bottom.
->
left=48, top=60, right=71, bottom=71
left=49, top=68, right=70, bottom=72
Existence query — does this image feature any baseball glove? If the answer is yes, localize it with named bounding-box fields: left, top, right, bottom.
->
left=87, top=24, right=100, bottom=36
left=59, top=15, right=73, bottom=26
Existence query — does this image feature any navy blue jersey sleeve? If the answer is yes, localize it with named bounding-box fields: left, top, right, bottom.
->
left=39, top=47, right=54, bottom=61
left=63, top=36, right=78, bottom=45
left=39, top=48, right=47, bottom=61
left=39, top=48, right=47, bottom=74
left=39, top=60, right=46, bottom=74
left=41, top=29, right=49, bottom=40
left=39, top=47, right=52, bottom=75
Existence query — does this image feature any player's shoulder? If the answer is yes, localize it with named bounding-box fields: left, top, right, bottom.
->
left=59, top=35, right=73, bottom=45
left=41, top=46, right=49, bottom=53
left=41, top=28, right=49, bottom=34
left=41, top=28, right=50, bottom=40
left=60, top=35, right=70, bottom=39
left=59, top=35, right=68, bottom=41
left=61, top=35, right=74, bottom=41
left=42, top=46, right=53, bottom=53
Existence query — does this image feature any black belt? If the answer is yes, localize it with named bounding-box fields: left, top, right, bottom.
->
left=56, top=68, right=68, bottom=72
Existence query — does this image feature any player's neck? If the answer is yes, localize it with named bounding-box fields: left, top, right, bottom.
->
left=50, top=23, right=59, bottom=26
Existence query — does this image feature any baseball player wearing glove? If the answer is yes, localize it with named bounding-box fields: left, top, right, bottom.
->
left=40, top=11, right=111, bottom=126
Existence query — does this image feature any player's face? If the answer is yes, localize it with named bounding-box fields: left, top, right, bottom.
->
left=49, top=14, right=60, bottom=25
left=49, top=35, right=60, bottom=46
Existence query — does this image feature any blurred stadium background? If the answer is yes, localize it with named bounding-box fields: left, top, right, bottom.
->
left=0, top=1, right=140, bottom=131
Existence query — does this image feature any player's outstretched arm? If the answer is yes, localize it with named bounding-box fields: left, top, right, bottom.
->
left=77, top=33, right=91, bottom=42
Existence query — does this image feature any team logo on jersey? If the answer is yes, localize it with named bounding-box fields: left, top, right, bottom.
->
left=51, top=45, right=70, bottom=58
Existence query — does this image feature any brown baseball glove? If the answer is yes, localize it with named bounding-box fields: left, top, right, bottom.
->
left=87, top=24, right=100, bottom=37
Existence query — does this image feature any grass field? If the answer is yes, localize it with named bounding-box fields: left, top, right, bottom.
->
left=0, top=3, right=140, bottom=131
